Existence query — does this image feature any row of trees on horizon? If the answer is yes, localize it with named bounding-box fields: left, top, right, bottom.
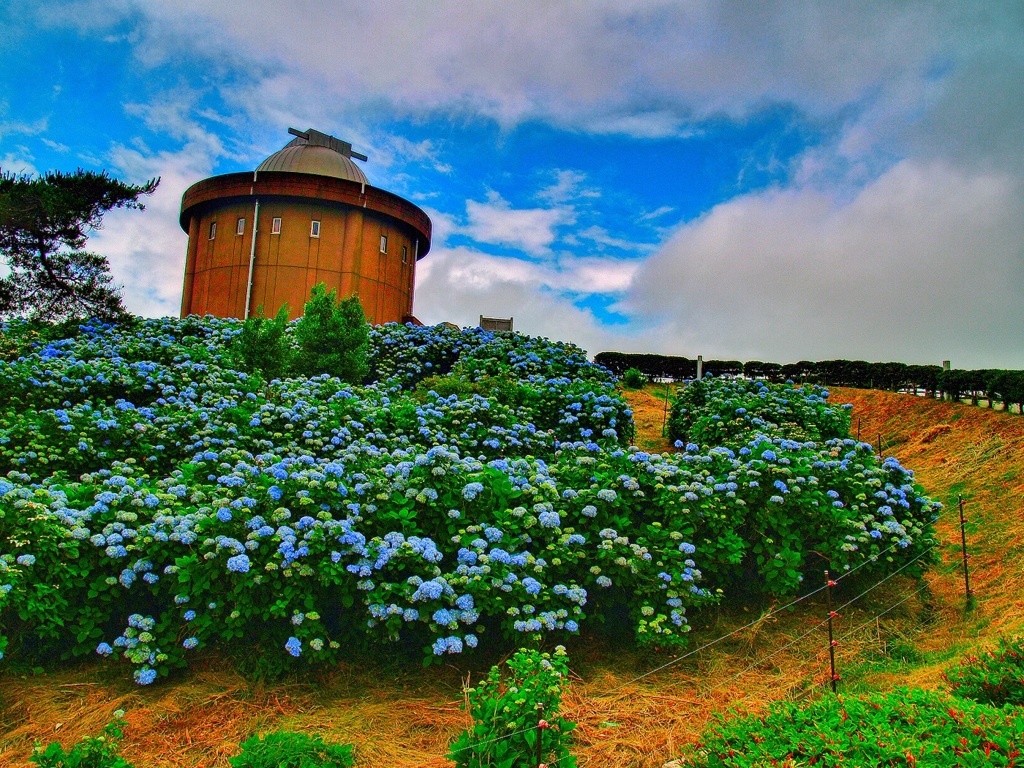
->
left=594, top=351, right=1024, bottom=414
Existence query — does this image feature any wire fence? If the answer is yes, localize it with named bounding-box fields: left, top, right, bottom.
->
left=542, top=559, right=969, bottom=767
left=447, top=500, right=976, bottom=767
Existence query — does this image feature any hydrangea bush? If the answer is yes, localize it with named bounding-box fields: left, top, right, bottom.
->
left=668, top=375, right=852, bottom=448
left=0, top=318, right=938, bottom=683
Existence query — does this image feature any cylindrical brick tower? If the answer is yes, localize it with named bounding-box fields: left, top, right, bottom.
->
left=179, top=128, right=431, bottom=324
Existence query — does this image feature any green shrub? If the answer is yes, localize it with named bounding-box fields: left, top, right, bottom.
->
left=229, top=731, right=354, bottom=768
left=31, top=712, right=133, bottom=768
left=235, top=305, right=292, bottom=381
left=944, top=635, right=1024, bottom=707
left=621, top=367, right=646, bottom=389
left=448, top=647, right=577, bottom=768
left=687, top=687, right=1024, bottom=766
left=293, top=283, right=369, bottom=383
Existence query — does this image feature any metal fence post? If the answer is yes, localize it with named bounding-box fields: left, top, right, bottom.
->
left=825, top=570, right=839, bottom=693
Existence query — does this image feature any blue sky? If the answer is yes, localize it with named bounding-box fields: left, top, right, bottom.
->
left=2, top=2, right=1022, bottom=368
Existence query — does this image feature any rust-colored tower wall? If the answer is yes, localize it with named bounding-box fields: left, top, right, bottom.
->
left=179, top=170, right=430, bottom=324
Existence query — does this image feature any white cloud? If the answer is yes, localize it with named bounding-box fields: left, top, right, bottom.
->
left=414, top=246, right=638, bottom=355
left=420, top=207, right=458, bottom=248
left=575, top=225, right=651, bottom=253
left=638, top=205, right=674, bottom=222
left=40, top=3, right=1017, bottom=150
left=626, top=159, right=1024, bottom=368
left=463, top=193, right=574, bottom=256
left=40, top=137, right=70, bottom=152
left=93, top=140, right=216, bottom=318
left=124, top=93, right=232, bottom=162
left=0, top=150, right=38, bottom=176
left=418, top=246, right=637, bottom=298
left=0, top=113, right=47, bottom=142
left=374, top=136, right=452, bottom=175
left=536, top=170, right=600, bottom=205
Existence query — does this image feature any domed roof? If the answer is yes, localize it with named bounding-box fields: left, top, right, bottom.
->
left=256, top=129, right=369, bottom=185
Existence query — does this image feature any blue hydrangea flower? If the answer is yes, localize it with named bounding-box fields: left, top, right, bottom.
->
left=432, top=608, right=455, bottom=625
left=538, top=510, right=561, bottom=528
left=462, top=482, right=484, bottom=501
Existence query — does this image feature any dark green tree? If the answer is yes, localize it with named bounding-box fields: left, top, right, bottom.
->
left=293, top=283, right=369, bottom=383
left=235, top=304, right=293, bottom=381
left=0, top=168, right=159, bottom=322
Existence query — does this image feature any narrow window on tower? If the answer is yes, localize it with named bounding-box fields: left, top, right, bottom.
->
left=402, top=245, right=409, bottom=264
left=209, top=221, right=217, bottom=240
left=310, top=220, right=321, bottom=238
left=380, top=234, right=388, bottom=254
left=236, top=217, right=245, bottom=236
left=271, top=217, right=282, bottom=235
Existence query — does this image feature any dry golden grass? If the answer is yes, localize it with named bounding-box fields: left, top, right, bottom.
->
left=2, top=385, right=1022, bottom=767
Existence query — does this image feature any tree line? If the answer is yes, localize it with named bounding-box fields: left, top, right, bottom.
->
left=593, top=352, right=1024, bottom=414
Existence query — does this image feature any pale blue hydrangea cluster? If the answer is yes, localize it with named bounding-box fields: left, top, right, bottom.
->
left=669, top=375, right=852, bottom=450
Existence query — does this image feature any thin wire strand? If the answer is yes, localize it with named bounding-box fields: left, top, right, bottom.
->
left=838, top=560, right=962, bottom=642
left=832, top=505, right=951, bottom=586
left=832, top=544, right=941, bottom=615
left=568, top=582, right=831, bottom=701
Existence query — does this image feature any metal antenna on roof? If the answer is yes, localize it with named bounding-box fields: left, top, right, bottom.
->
left=287, top=127, right=368, bottom=162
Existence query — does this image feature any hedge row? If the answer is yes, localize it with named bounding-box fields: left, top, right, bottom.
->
left=594, top=352, right=1024, bottom=412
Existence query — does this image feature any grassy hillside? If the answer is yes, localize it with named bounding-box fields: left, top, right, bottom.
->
left=825, top=387, right=1024, bottom=685
left=2, top=384, right=1022, bottom=767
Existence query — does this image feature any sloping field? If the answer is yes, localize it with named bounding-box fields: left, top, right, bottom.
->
left=2, top=387, right=1022, bottom=767
left=827, top=387, right=1024, bottom=680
